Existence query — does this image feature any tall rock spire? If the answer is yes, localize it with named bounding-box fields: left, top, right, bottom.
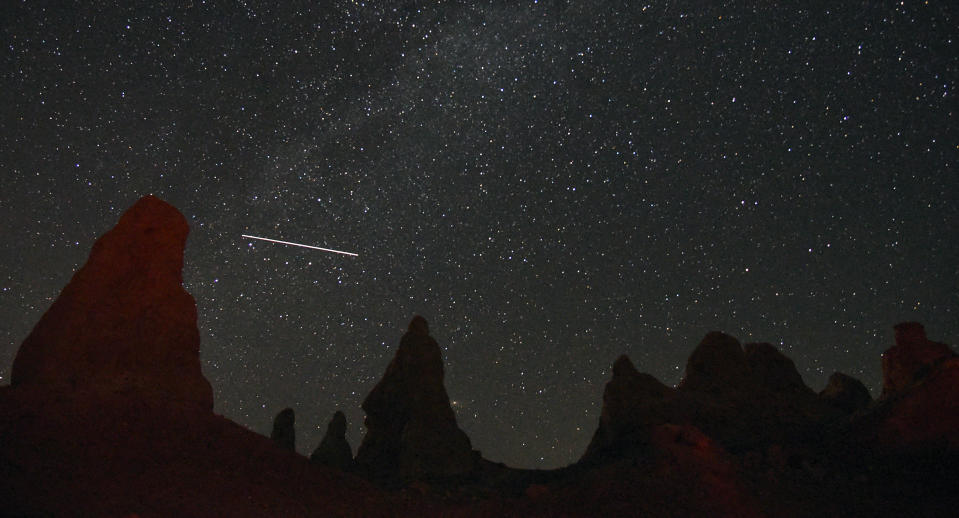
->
left=11, top=195, right=213, bottom=409
left=354, top=316, right=476, bottom=484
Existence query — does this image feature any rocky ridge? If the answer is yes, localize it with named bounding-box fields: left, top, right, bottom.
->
left=1, top=195, right=956, bottom=517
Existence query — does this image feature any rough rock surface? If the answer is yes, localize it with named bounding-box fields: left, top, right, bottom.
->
left=271, top=407, right=296, bottom=451
left=648, top=424, right=763, bottom=518
left=0, top=391, right=405, bottom=517
left=744, top=342, right=812, bottom=395
left=533, top=423, right=763, bottom=518
left=0, top=197, right=412, bottom=517
left=10, top=195, right=213, bottom=409
left=583, top=332, right=840, bottom=461
left=680, top=332, right=750, bottom=394
left=820, top=372, right=873, bottom=414
left=355, top=316, right=476, bottom=484
left=311, top=411, right=355, bottom=470
left=581, top=355, right=674, bottom=462
left=881, top=322, right=954, bottom=398
left=851, top=323, right=959, bottom=451
left=874, top=357, right=959, bottom=449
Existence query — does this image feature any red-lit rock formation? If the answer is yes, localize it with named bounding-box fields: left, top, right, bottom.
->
left=1, top=196, right=956, bottom=516
left=648, top=424, right=762, bottom=518
left=0, top=196, right=413, bottom=517
left=10, top=195, right=213, bottom=409
left=855, top=323, right=958, bottom=451
left=881, top=322, right=954, bottom=398
left=355, top=316, right=476, bottom=484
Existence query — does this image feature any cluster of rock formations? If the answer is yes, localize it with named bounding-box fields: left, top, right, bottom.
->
left=582, top=332, right=851, bottom=464
left=1, top=195, right=956, bottom=517
left=0, top=197, right=403, bottom=516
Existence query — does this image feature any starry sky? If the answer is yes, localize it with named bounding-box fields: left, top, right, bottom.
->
left=1, top=1, right=956, bottom=469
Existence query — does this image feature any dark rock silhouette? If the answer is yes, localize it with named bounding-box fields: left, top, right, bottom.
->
left=581, top=354, right=674, bottom=462
left=10, top=195, right=213, bottom=409
left=874, top=355, right=959, bottom=449
left=743, top=342, right=813, bottom=396
left=511, top=422, right=763, bottom=518
left=1, top=196, right=957, bottom=516
left=881, top=322, right=954, bottom=398
left=0, top=196, right=407, bottom=517
left=680, top=331, right=750, bottom=394
left=647, top=424, right=763, bottom=518
left=354, top=316, right=476, bottom=484
left=851, top=323, right=958, bottom=451
left=311, top=411, right=355, bottom=470
left=820, top=372, right=872, bottom=414
left=584, top=332, right=841, bottom=462
left=271, top=407, right=296, bottom=451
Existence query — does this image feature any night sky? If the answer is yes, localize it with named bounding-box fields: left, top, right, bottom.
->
left=1, top=1, right=956, bottom=469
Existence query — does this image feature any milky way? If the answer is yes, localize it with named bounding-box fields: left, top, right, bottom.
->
left=1, top=1, right=956, bottom=468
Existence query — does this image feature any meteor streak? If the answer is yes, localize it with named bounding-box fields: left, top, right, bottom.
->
left=241, top=234, right=358, bottom=257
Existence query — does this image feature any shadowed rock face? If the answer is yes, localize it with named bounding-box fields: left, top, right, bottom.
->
left=581, top=355, right=674, bottom=462
left=680, top=331, right=750, bottom=394
left=744, top=342, right=813, bottom=396
left=855, top=323, right=959, bottom=450
left=355, top=316, right=475, bottom=484
left=1, top=197, right=407, bottom=517
left=311, top=411, right=354, bottom=470
left=271, top=407, right=296, bottom=451
left=10, top=195, right=213, bottom=409
left=583, top=332, right=840, bottom=462
left=881, top=322, right=955, bottom=398
left=820, top=372, right=873, bottom=414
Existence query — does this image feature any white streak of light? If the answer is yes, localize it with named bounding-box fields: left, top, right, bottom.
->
left=241, top=234, right=358, bottom=257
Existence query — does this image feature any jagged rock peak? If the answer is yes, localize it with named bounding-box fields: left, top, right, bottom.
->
left=680, top=331, right=748, bottom=393
left=408, top=315, right=429, bottom=336
left=355, top=316, right=475, bottom=484
left=882, top=322, right=955, bottom=398
left=10, top=195, right=213, bottom=409
left=311, top=411, right=354, bottom=471
left=820, top=372, right=872, bottom=414
left=612, top=354, right=640, bottom=378
left=744, top=342, right=812, bottom=394
left=607, top=354, right=671, bottom=400
left=580, top=354, right=674, bottom=464
left=271, top=408, right=295, bottom=451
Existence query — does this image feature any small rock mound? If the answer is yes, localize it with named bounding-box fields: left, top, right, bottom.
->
left=311, top=411, right=354, bottom=471
left=271, top=407, right=296, bottom=451
left=10, top=195, right=213, bottom=409
left=354, top=316, right=476, bottom=484
left=820, top=372, right=872, bottom=414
